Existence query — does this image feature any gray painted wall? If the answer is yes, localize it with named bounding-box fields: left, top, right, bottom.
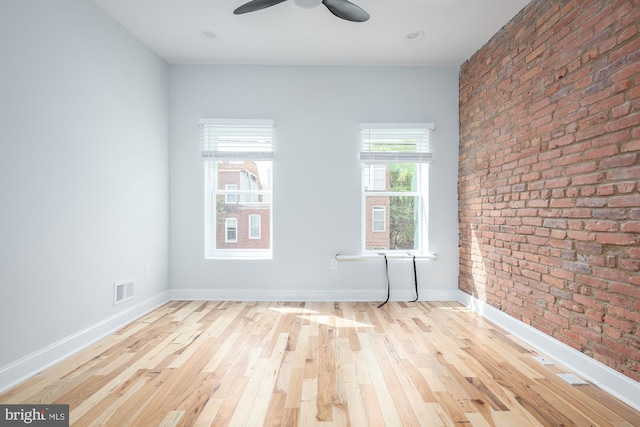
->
left=0, top=0, right=169, bottom=367
left=169, top=65, right=459, bottom=300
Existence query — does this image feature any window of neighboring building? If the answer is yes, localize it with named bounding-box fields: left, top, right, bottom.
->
left=201, top=119, right=274, bottom=259
left=225, top=184, right=238, bottom=204
left=360, top=123, right=433, bottom=254
left=364, top=165, right=386, bottom=191
left=225, top=218, right=238, bottom=243
left=372, top=206, right=386, bottom=232
left=249, top=214, right=261, bottom=239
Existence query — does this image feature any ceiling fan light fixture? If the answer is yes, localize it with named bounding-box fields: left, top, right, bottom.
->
left=294, top=0, right=323, bottom=9
left=200, top=30, right=218, bottom=39
left=406, top=30, right=425, bottom=41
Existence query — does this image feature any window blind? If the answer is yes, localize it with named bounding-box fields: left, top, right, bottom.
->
left=200, top=119, right=274, bottom=160
left=360, top=123, right=434, bottom=163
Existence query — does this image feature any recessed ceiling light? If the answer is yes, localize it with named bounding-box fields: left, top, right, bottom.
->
left=200, top=31, right=218, bottom=40
left=406, top=31, right=425, bottom=41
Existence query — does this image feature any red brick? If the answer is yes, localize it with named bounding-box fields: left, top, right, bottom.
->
left=622, top=139, right=640, bottom=153
left=598, top=153, right=638, bottom=170
left=562, top=208, right=592, bottom=218
left=621, top=221, right=640, bottom=233
left=588, top=93, right=625, bottom=115
left=584, top=220, right=618, bottom=232
left=606, top=166, right=640, bottom=181
left=590, top=129, right=632, bottom=148
left=608, top=194, right=640, bottom=208
left=572, top=324, right=604, bottom=344
left=576, top=197, right=608, bottom=208
left=566, top=162, right=597, bottom=175
left=596, top=184, right=616, bottom=196
left=576, top=123, right=608, bottom=142
left=592, top=267, right=631, bottom=283
left=545, top=177, right=571, bottom=188
left=608, top=306, right=640, bottom=324
left=567, top=230, right=596, bottom=241
left=619, top=259, right=640, bottom=271
left=617, top=181, right=638, bottom=193
left=593, top=344, right=625, bottom=364
left=607, top=112, right=640, bottom=133
left=596, top=233, right=638, bottom=246
left=572, top=173, right=606, bottom=186
left=612, top=102, right=632, bottom=118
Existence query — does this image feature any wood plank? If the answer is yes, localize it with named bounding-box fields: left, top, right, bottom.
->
left=158, top=410, right=184, bottom=427
left=192, top=396, right=223, bottom=427
left=316, top=323, right=337, bottom=422
left=358, top=331, right=402, bottom=425
left=245, top=333, right=289, bottom=426
left=74, top=373, right=148, bottom=426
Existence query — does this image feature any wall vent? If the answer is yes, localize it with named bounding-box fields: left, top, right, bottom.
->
left=113, top=279, right=135, bottom=305
left=557, top=373, right=588, bottom=385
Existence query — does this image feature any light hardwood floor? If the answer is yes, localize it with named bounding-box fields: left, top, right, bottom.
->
left=1, top=301, right=639, bottom=426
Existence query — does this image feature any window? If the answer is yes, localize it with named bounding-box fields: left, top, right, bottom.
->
left=225, top=184, right=238, bottom=204
left=364, top=165, right=386, bottom=191
left=201, top=119, right=274, bottom=259
left=249, top=214, right=261, bottom=239
left=361, top=123, right=433, bottom=253
left=225, top=218, right=238, bottom=243
left=372, top=206, right=386, bottom=232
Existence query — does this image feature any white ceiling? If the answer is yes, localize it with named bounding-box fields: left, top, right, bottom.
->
left=92, top=0, right=530, bottom=67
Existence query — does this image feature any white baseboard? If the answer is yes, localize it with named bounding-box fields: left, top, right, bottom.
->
left=0, top=291, right=170, bottom=393
left=169, top=288, right=460, bottom=302
left=457, top=291, right=640, bottom=412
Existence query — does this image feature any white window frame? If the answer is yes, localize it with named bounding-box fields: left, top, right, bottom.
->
left=372, top=206, right=386, bottom=232
left=202, top=119, right=274, bottom=259
left=360, top=123, right=433, bottom=255
left=225, top=218, right=238, bottom=243
left=249, top=214, right=261, bottom=239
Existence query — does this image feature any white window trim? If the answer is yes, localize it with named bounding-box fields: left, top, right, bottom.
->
left=249, top=214, right=261, bottom=239
left=225, top=218, right=238, bottom=243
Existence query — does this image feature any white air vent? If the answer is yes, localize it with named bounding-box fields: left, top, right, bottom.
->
left=533, top=356, right=554, bottom=366
left=113, top=279, right=135, bottom=305
left=557, top=373, right=588, bottom=385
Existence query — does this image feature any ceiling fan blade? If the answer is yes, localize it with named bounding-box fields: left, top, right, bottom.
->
left=322, top=0, right=369, bottom=22
left=234, top=0, right=289, bottom=15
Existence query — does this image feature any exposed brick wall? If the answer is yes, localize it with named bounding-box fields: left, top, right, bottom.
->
left=459, top=0, right=640, bottom=381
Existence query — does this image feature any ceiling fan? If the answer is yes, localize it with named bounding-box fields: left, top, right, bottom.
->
left=233, top=0, right=370, bottom=22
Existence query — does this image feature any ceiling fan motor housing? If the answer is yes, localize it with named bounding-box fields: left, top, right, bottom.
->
left=294, top=0, right=323, bottom=9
